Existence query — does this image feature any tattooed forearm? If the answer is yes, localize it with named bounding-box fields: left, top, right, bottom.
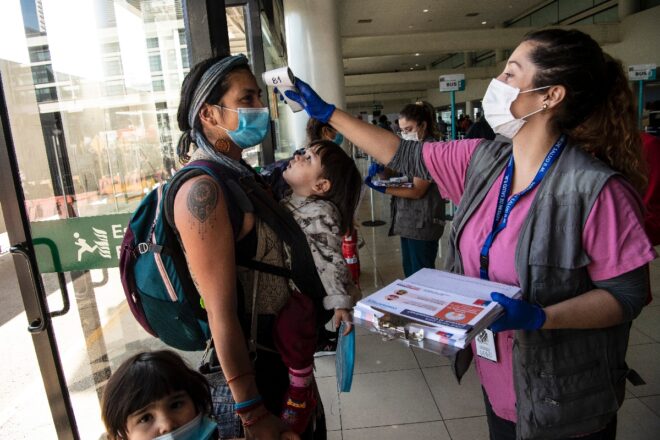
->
left=187, top=179, right=218, bottom=236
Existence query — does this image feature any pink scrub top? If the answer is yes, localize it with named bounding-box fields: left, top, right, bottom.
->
left=422, top=139, right=656, bottom=422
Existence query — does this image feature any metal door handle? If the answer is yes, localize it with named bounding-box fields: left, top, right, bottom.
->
left=49, top=272, right=70, bottom=318
left=32, top=237, right=71, bottom=318
left=10, top=243, right=47, bottom=333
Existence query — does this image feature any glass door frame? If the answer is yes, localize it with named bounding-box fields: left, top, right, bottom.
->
left=0, top=74, right=78, bottom=439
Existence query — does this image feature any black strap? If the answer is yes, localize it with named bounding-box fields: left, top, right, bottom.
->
left=237, top=177, right=329, bottom=307
left=626, top=368, right=646, bottom=386
left=162, top=160, right=329, bottom=323
left=238, top=259, right=293, bottom=279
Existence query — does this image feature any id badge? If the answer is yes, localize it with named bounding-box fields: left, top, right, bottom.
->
left=475, top=329, right=498, bottom=362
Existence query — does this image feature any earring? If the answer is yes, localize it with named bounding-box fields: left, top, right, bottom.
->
left=215, top=138, right=231, bottom=154
left=543, top=103, right=548, bottom=110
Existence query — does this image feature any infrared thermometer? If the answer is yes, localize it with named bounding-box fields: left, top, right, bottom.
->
left=262, top=67, right=304, bottom=113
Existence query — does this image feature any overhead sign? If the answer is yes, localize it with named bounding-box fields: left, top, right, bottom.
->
left=31, top=214, right=130, bottom=273
left=439, top=74, right=466, bottom=92
left=628, top=64, right=657, bottom=81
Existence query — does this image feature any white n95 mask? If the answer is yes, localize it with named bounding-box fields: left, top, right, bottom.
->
left=400, top=131, right=419, bottom=141
left=482, top=79, right=551, bottom=139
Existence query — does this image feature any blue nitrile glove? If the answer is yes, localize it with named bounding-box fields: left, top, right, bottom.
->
left=364, top=175, right=386, bottom=193
left=367, top=161, right=384, bottom=178
left=489, top=292, right=546, bottom=332
left=282, top=78, right=336, bottom=123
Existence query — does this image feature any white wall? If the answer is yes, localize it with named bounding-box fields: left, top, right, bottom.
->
left=603, top=6, right=660, bottom=68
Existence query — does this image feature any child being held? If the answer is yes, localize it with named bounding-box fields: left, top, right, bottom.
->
left=274, top=139, right=362, bottom=432
left=101, top=350, right=217, bottom=440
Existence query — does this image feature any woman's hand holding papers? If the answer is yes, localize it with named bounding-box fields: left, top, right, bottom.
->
left=489, top=292, right=546, bottom=332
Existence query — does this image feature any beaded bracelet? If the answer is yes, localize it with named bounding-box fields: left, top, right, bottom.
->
left=241, top=409, right=270, bottom=428
left=235, top=400, right=263, bottom=415
left=226, top=371, right=255, bottom=385
left=234, top=395, right=263, bottom=411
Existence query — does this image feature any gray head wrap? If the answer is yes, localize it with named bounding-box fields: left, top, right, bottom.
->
left=177, top=54, right=253, bottom=175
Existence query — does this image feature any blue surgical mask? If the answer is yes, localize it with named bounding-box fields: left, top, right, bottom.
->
left=214, top=105, right=270, bottom=149
left=333, top=133, right=344, bottom=145
left=153, top=413, right=217, bottom=440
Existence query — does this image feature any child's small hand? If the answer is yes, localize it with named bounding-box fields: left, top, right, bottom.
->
left=333, top=308, right=353, bottom=336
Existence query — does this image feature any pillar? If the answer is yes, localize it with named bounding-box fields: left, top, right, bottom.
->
left=465, top=101, right=474, bottom=119
left=464, top=52, right=475, bottom=68
left=463, top=52, right=474, bottom=119
left=618, top=0, right=640, bottom=19
left=283, top=0, right=346, bottom=150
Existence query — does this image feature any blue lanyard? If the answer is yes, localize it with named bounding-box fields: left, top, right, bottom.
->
left=479, top=135, right=567, bottom=280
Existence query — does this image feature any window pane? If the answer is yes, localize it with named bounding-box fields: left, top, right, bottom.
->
left=29, top=45, right=50, bottom=62
left=149, top=54, right=162, bottom=72
left=594, top=6, right=619, bottom=23
left=531, top=2, right=558, bottom=26
left=558, top=0, right=594, bottom=21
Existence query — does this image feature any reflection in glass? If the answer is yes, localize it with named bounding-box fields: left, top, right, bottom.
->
left=3, top=0, right=190, bottom=223
left=0, top=1, right=194, bottom=438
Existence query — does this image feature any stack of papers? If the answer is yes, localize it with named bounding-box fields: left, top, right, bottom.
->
left=371, top=176, right=414, bottom=188
left=354, top=269, right=520, bottom=349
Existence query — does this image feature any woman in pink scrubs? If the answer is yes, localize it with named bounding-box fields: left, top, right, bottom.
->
left=284, top=29, right=653, bottom=440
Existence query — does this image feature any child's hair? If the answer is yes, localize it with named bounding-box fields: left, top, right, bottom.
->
left=309, top=140, right=362, bottom=235
left=305, top=118, right=335, bottom=144
left=101, top=350, right=212, bottom=440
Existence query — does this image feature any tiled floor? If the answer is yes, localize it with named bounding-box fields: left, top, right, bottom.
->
left=316, top=157, right=660, bottom=440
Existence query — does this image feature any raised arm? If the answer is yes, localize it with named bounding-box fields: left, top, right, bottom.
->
left=174, top=175, right=290, bottom=439
left=329, top=109, right=400, bottom=165
left=283, top=79, right=400, bottom=165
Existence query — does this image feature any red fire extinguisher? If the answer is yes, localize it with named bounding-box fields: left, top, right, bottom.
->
left=342, top=229, right=360, bottom=287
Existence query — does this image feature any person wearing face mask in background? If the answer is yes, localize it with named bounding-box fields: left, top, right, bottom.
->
left=282, top=29, right=654, bottom=440
left=365, top=102, right=446, bottom=277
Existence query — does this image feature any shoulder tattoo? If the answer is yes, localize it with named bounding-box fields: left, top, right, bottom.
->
left=187, top=179, right=218, bottom=237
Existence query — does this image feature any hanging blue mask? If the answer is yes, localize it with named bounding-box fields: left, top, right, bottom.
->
left=333, top=133, right=344, bottom=145
left=152, top=414, right=217, bottom=440
left=215, top=105, right=270, bottom=149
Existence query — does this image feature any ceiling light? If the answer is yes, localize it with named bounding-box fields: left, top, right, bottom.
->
left=482, top=21, right=487, bottom=24
left=357, top=19, right=372, bottom=23
left=415, top=63, right=419, bottom=66
left=410, top=67, right=414, bottom=70
left=415, top=53, right=420, bottom=56
left=466, top=12, right=479, bottom=17
left=423, top=9, right=429, bottom=13
left=408, top=25, right=414, bottom=29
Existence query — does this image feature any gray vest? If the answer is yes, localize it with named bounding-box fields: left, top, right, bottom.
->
left=446, top=140, right=631, bottom=440
left=389, top=181, right=445, bottom=240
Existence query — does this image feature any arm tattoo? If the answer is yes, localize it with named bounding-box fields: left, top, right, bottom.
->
left=187, top=179, right=218, bottom=237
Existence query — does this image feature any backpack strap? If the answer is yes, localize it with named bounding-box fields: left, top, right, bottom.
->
left=192, top=160, right=329, bottom=310
left=163, top=162, right=251, bottom=240
left=237, top=177, right=331, bottom=324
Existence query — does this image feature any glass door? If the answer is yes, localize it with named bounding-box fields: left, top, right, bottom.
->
left=0, top=1, right=204, bottom=438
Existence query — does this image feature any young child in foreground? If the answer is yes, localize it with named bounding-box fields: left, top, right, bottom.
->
left=274, top=139, right=362, bottom=433
left=101, top=350, right=218, bottom=440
